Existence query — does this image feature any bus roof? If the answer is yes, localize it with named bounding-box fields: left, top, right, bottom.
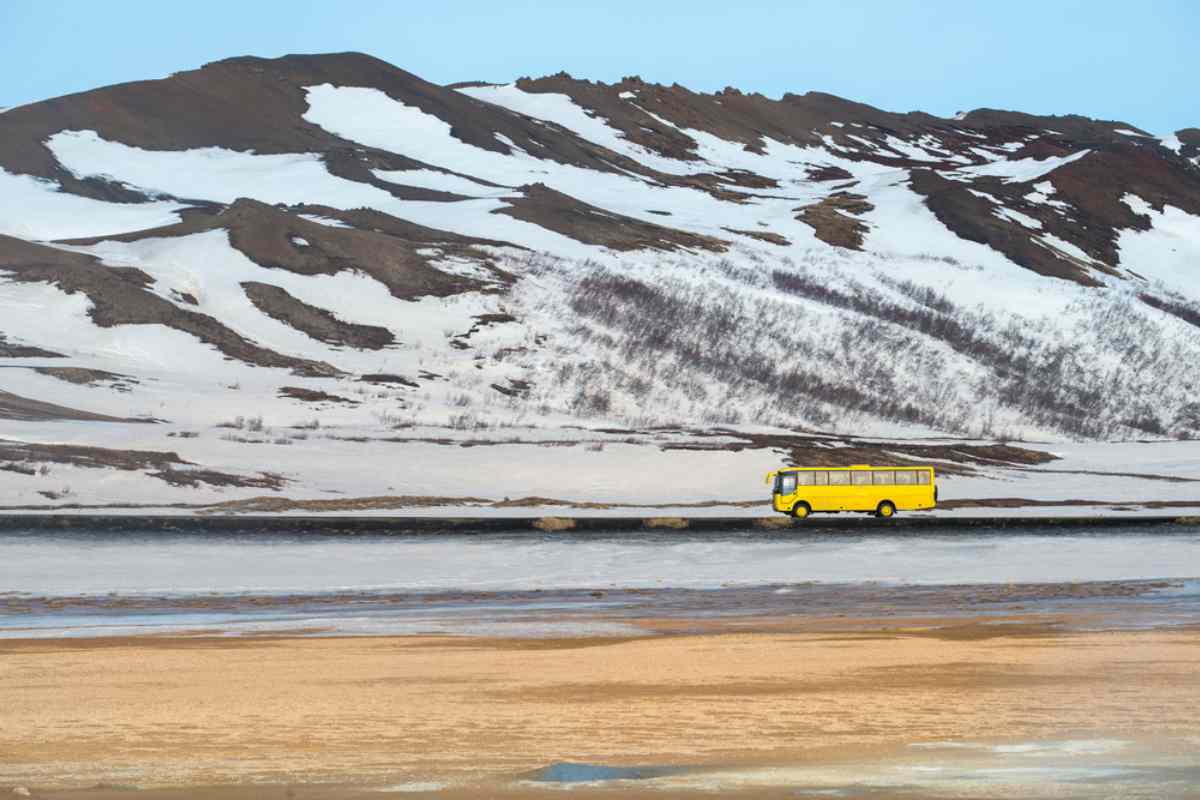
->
left=779, top=465, right=935, bottom=471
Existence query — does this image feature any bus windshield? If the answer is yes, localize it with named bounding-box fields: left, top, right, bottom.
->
left=777, top=472, right=797, bottom=495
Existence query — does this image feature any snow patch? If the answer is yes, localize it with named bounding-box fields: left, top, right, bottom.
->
left=912, top=739, right=1131, bottom=756
left=1118, top=195, right=1200, bottom=294
left=954, top=149, right=1090, bottom=183
left=49, top=129, right=398, bottom=209
left=847, top=134, right=879, bottom=151
left=373, top=167, right=512, bottom=197
left=1037, top=233, right=1093, bottom=263
left=373, top=783, right=448, bottom=793
left=1023, top=180, right=1072, bottom=211
left=0, top=167, right=183, bottom=240
left=1159, top=133, right=1184, bottom=154
left=297, top=214, right=351, bottom=228
left=1121, top=193, right=1154, bottom=216
left=994, top=206, right=1043, bottom=229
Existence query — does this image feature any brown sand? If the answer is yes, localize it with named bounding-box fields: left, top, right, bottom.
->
left=2, top=621, right=1199, bottom=795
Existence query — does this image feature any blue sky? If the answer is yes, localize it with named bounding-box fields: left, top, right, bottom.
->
left=2, top=0, right=1195, bottom=133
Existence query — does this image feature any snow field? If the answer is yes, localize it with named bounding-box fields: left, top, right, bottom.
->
left=0, top=167, right=182, bottom=241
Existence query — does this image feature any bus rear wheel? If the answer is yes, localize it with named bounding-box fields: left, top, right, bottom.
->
left=791, top=502, right=811, bottom=519
left=875, top=501, right=896, bottom=519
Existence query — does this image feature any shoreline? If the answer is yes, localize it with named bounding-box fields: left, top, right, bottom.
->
left=7, top=577, right=1194, bottom=641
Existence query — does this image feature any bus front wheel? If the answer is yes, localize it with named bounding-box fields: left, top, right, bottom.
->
left=791, top=502, right=811, bottom=519
left=876, top=501, right=896, bottom=519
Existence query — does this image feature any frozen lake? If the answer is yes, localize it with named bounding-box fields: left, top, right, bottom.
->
left=2, top=524, right=1198, bottom=637
left=3, top=524, right=1199, bottom=596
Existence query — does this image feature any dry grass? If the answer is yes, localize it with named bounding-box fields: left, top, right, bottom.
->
left=533, top=516, right=576, bottom=532
left=643, top=516, right=689, bottom=529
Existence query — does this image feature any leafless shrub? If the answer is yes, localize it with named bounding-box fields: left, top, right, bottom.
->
left=511, top=246, right=1200, bottom=441
left=570, top=386, right=612, bottom=417
left=1123, top=413, right=1167, bottom=437
left=449, top=413, right=488, bottom=430
left=216, top=415, right=265, bottom=432
left=702, top=407, right=744, bottom=425
left=1139, top=292, right=1200, bottom=329
left=220, top=433, right=263, bottom=444
left=374, top=408, right=412, bottom=427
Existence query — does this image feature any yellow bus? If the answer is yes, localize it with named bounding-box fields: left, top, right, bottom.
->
left=767, top=465, right=936, bottom=519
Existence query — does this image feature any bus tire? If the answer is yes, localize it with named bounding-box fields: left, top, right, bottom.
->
left=791, top=502, right=811, bottom=519
left=876, top=501, right=896, bottom=519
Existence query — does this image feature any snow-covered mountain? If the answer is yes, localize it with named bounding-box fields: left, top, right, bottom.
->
left=2, top=52, right=1200, bottom=510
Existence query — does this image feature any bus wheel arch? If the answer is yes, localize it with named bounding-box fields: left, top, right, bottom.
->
left=876, top=500, right=896, bottom=518
left=791, top=501, right=811, bottom=519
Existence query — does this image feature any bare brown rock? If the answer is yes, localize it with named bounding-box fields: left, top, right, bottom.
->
left=31, top=367, right=134, bottom=387
left=0, top=390, right=148, bottom=423
left=795, top=192, right=874, bottom=250
left=242, top=282, right=394, bottom=349
left=498, top=184, right=728, bottom=252
left=0, top=334, right=63, bottom=358
left=0, top=438, right=283, bottom=489
left=722, top=228, right=791, bottom=246
left=277, top=386, right=358, bottom=404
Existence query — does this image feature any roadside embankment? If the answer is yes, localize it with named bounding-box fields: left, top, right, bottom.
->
left=1, top=512, right=1199, bottom=533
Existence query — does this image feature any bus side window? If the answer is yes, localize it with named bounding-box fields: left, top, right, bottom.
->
left=873, top=471, right=895, bottom=485
left=813, top=471, right=829, bottom=486
left=852, top=471, right=871, bottom=486
left=917, top=471, right=930, bottom=485
left=895, top=471, right=916, bottom=485
left=828, top=471, right=849, bottom=486
left=796, top=471, right=815, bottom=486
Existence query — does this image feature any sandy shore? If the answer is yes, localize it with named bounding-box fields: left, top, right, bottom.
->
left=3, top=619, right=1199, bottom=797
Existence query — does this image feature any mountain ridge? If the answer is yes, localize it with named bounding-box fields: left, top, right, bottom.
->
left=4, top=52, right=1196, bottom=285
